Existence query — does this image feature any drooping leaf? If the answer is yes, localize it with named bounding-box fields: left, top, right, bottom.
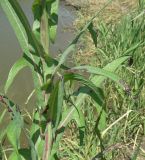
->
left=88, top=22, right=98, bottom=47
left=64, top=73, right=104, bottom=106
left=5, top=58, right=29, bottom=93
left=71, top=65, right=122, bottom=87
left=91, top=56, right=130, bottom=86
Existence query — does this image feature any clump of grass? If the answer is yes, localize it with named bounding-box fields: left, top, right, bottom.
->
left=73, top=0, right=139, bottom=64
left=0, top=0, right=145, bottom=159
left=61, top=0, right=145, bottom=159
left=0, top=0, right=131, bottom=159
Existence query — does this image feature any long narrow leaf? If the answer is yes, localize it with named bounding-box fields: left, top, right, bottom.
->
left=71, top=65, right=123, bottom=87
left=4, top=58, right=29, bottom=93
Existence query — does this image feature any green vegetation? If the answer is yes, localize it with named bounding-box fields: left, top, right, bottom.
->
left=0, top=0, right=145, bottom=160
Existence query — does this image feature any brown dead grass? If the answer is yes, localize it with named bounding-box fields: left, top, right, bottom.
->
left=66, top=0, right=138, bottom=22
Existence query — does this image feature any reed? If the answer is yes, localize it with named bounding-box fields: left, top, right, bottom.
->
left=0, top=0, right=143, bottom=159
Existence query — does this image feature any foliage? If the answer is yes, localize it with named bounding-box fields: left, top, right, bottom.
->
left=0, top=0, right=142, bottom=160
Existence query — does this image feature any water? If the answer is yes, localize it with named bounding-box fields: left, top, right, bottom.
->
left=0, top=0, right=75, bottom=110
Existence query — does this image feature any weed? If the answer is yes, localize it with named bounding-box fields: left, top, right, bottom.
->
left=0, top=0, right=144, bottom=160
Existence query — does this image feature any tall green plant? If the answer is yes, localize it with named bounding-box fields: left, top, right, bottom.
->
left=0, top=0, right=129, bottom=159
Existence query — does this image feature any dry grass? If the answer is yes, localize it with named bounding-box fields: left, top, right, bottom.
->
left=83, top=0, right=137, bottom=21
left=66, top=0, right=138, bottom=22
left=71, top=0, right=139, bottom=65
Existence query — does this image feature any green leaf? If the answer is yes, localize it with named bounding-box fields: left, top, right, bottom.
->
left=48, top=79, right=64, bottom=129
left=5, top=58, right=29, bottom=93
left=40, top=0, right=49, bottom=54
left=71, top=65, right=122, bottom=86
left=19, top=149, right=31, bottom=160
left=64, top=73, right=104, bottom=106
left=30, top=111, right=41, bottom=143
left=27, top=135, right=38, bottom=160
left=58, top=106, right=76, bottom=130
left=91, top=56, right=130, bottom=86
left=55, top=78, right=64, bottom=129
left=5, top=97, right=24, bottom=152
left=0, top=109, right=6, bottom=124
left=32, top=0, right=42, bottom=21
left=0, top=110, right=7, bottom=142
left=72, top=108, right=85, bottom=146
left=71, top=58, right=130, bottom=131
left=123, top=41, right=145, bottom=55
left=48, top=0, right=59, bottom=43
left=32, top=0, right=59, bottom=44
left=7, top=116, right=23, bottom=149
left=7, top=110, right=23, bottom=160
left=8, top=151, right=22, bottom=160
left=0, top=0, right=30, bottom=57
left=88, top=22, right=97, bottom=47
left=35, top=136, right=45, bottom=159
left=0, top=0, right=42, bottom=58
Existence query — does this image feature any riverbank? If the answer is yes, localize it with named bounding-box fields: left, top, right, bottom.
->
left=61, top=1, right=145, bottom=160
left=65, top=0, right=139, bottom=65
